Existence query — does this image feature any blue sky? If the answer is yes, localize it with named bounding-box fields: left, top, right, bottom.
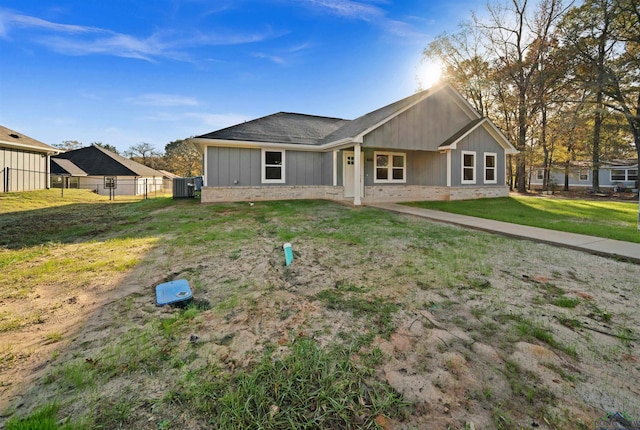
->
left=0, top=0, right=475, bottom=153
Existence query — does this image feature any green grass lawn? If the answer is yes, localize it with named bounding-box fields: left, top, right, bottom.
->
left=405, top=195, right=640, bottom=243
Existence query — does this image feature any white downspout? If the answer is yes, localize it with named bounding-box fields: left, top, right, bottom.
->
left=354, top=143, right=362, bottom=205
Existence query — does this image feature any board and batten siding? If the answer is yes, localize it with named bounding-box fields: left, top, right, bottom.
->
left=363, top=88, right=472, bottom=152
left=206, top=146, right=330, bottom=187
left=450, top=126, right=506, bottom=187
left=1, top=147, right=49, bottom=192
left=361, top=148, right=446, bottom=187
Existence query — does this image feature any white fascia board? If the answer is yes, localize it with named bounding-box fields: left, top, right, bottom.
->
left=189, top=138, right=322, bottom=152
left=0, top=140, right=59, bottom=154
left=445, top=84, right=483, bottom=120
left=483, top=121, right=518, bottom=154
left=190, top=137, right=359, bottom=153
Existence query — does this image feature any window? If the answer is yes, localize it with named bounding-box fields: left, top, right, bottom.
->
left=536, top=170, right=544, bottom=180
left=461, top=151, right=476, bottom=184
left=374, top=152, right=406, bottom=183
left=629, top=170, right=638, bottom=181
left=611, top=169, right=626, bottom=181
left=578, top=170, right=589, bottom=181
left=484, top=153, right=497, bottom=184
left=262, top=149, right=285, bottom=183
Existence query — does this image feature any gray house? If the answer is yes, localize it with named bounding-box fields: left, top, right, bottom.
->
left=190, top=83, right=518, bottom=205
left=1, top=125, right=59, bottom=192
left=51, top=145, right=165, bottom=196
left=530, top=160, right=638, bottom=192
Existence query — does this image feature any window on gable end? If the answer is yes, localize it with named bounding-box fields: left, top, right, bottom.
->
left=461, top=151, right=476, bottom=184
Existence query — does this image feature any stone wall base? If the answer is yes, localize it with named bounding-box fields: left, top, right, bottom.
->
left=201, top=185, right=509, bottom=204
left=201, top=185, right=344, bottom=203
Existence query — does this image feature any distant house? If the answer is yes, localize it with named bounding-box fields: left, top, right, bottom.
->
left=190, top=82, right=518, bottom=205
left=530, top=160, right=638, bottom=192
left=51, top=145, right=165, bottom=196
left=157, top=169, right=181, bottom=193
left=1, top=125, right=59, bottom=192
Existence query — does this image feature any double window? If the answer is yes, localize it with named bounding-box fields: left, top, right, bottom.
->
left=374, top=152, right=406, bottom=183
left=262, top=149, right=285, bottom=183
left=611, top=168, right=638, bottom=182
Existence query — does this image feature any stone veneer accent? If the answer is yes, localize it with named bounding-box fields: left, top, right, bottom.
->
left=201, top=185, right=509, bottom=203
left=362, top=185, right=509, bottom=202
left=201, top=186, right=344, bottom=203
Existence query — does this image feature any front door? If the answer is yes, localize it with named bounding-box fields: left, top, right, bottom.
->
left=343, top=151, right=364, bottom=198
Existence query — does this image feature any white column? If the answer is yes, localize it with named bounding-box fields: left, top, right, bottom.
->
left=332, top=150, right=337, bottom=187
left=446, top=150, right=452, bottom=187
left=354, top=144, right=362, bottom=205
left=202, top=147, right=208, bottom=187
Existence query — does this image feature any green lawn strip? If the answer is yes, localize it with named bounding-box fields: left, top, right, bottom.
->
left=405, top=196, right=640, bottom=243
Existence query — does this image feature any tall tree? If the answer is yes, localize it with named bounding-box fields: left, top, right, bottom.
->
left=163, top=139, right=202, bottom=177
left=561, top=0, right=619, bottom=192
left=474, top=0, right=568, bottom=193
left=423, top=23, right=494, bottom=117
left=124, top=142, right=160, bottom=167
left=53, top=140, right=84, bottom=151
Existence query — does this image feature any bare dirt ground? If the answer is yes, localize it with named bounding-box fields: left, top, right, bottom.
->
left=2, top=199, right=640, bottom=429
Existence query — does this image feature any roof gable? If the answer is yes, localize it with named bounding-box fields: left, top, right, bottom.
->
left=53, top=145, right=163, bottom=177
left=191, top=82, right=516, bottom=154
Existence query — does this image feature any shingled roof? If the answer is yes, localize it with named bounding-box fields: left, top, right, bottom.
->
left=53, top=145, right=163, bottom=177
left=194, top=83, right=454, bottom=147
left=192, top=82, right=517, bottom=154
left=196, top=112, right=349, bottom=145
left=0, top=125, right=59, bottom=154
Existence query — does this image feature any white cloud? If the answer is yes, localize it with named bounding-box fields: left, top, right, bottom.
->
left=126, top=94, right=200, bottom=107
left=0, top=8, right=279, bottom=62
left=297, top=0, right=426, bottom=39
left=302, top=0, right=383, bottom=20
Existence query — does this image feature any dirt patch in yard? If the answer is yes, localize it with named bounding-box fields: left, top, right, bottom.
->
left=1, top=199, right=639, bottom=429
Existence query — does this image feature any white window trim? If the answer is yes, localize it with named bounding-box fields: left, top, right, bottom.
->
left=484, top=152, right=497, bottom=184
left=610, top=169, right=627, bottom=182
left=461, top=150, right=476, bottom=184
left=536, top=169, right=544, bottom=180
left=373, top=151, right=406, bottom=184
left=578, top=169, right=589, bottom=181
left=261, top=149, right=285, bottom=184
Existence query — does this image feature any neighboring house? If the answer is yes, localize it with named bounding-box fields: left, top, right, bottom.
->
left=51, top=144, right=165, bottom=196
left=530, top=160, right=638, bottom=191
left=157, top=169, right=181, bottom=194
left=190, top=82, right=518, bottom=205
left=1, top=125, right=59, bottom=192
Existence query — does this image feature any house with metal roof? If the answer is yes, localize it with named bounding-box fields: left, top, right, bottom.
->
left=190, top=82, right=518, bottom=205
left=1, top=125, right=60, bottom=192
left=51, top=144, right=165, bottom=197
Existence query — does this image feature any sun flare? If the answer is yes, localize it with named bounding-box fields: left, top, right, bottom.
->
left=417, top=60, right=443, bottom=89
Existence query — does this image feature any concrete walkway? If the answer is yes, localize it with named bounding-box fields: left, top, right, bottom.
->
left=367, top=202, right=640, bottom=264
